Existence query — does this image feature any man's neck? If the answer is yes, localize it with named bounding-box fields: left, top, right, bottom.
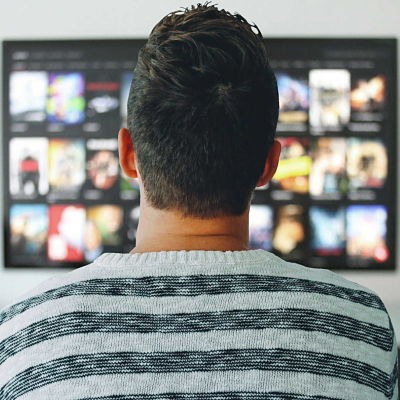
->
left=130, top=204, right=250, bottom=254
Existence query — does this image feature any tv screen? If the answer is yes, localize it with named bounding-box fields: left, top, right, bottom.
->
left=2, top=38, right=397, bottom=270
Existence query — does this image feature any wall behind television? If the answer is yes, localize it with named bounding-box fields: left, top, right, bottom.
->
left=1, top=0, right=399, bottom=336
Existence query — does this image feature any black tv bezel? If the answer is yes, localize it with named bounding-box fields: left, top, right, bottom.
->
left=1, top=38, right=398, bottom=270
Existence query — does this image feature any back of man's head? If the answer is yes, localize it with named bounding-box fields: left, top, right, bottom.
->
left=128, top=3, right=279, bottom=219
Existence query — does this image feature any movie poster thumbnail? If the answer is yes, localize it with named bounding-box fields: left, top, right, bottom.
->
left=48, top=205, right=86, bottom=262
left=351, top=74, right=385, bottom=118
left=309, top=138, right=347, bottom=198
left=249, top=205, right=273, bottom=250
left=347, top=138, right=387, bottom=191
left=276, top=72, right=309, bottom=131
left=85, top=74, right=120, bottom=132
left=120, top=170, right=140, bottom=200
left=48, top=139, right=85, bottom=199
left=310, top=206, right=345, bottom=257
left=9, top=137, right=49, bottom=199
left=85, top=205, right=123, bottom=262
left=120, top=72, right=133, bottom=128
left=272, top=205, right=306, bottom=261
left=10, top=204, right=48, bottom=264
left=84, top=138, right=119, bottom=200
left=309, top=69, right=351, bottom=131
left=271, top=137, right=311, bottom=195
left=10, top=71, right=48, bottom=122
left=47, top=72, right=85, bottom=124
left=346, top=205, right=388, bottom=264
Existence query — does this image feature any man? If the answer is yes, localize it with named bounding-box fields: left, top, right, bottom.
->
left=0, top=4, right=398, bottom=399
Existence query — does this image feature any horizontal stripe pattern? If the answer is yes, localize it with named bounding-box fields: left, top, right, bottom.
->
left=1, top=327, right=394, bottom=389
left=0, top=308, right=393, bottom=366
left=71, top=392, right=346, bottom=400
left=11, top=370, right=390, bottom=400
left=0, top=274, right=386, bottom=326
left=0, top=349, right=396, bottom=400
left=0, top=290, right=389, bottom=342
left=0, top=251, right=397, bottom=400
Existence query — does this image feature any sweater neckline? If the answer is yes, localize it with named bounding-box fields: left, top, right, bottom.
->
left=94, top=249, right=272, bottom=266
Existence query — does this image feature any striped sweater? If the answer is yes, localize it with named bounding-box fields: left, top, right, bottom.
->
left=0, top=250, right=398, bottom=400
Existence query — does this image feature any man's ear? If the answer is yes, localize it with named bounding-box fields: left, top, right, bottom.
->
left=256, top=139, right=281, bottom=187
left=118, top=128, right=138, bottom=178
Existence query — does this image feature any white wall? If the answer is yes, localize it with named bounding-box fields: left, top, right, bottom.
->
left=1, top=0, right=399, bottom=335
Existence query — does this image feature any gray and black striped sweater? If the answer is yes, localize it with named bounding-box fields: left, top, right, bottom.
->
left=0, top=250, right=398, bottom=400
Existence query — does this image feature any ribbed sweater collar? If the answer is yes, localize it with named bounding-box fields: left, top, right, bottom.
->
left=94, top=249, right=271, bottom=266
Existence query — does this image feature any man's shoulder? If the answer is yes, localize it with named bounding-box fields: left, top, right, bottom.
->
left=0, top=261, right=98, bottom=329
left=264, top=251, right=386, bottom=305
left=262, top=253, right=396, bottom=342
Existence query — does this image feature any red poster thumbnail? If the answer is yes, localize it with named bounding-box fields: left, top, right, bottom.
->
left=48, top=204, right=86, bottom=262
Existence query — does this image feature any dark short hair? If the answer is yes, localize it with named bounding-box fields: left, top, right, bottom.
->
left=128, top=3, right=279, bottom=218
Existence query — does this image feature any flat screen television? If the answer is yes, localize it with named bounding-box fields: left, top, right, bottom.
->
left=2, top=38, right=397, bottom=270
